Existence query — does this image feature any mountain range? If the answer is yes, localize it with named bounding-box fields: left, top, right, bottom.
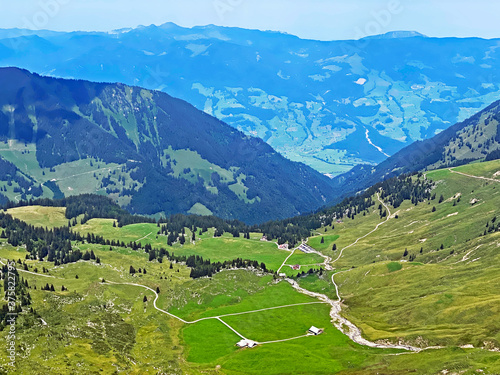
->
left=1, top=67, right=500, bottom=223
left=331, top=99, right=500, bottom=199
left=0, top=67, right=336, bottom=224
left=1, top=24, right=500, bottom=174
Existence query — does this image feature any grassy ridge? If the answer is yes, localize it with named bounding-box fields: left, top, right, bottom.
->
left=73, top=220, right=287, bottom=270
left=5, top=206, right=68, bottom=228
left=325, top=160, right=500, bottom=349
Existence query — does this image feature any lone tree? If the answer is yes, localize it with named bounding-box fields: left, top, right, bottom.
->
left=332, top=244, right=337, bottom=251
left=156, top=287, right=160, bottom=294
left=320, top=237, right=325, bottom=244
left=143, top=296, right=148, bottom=303
left=403, top=248, right=409, bottom=257
left=129, top=266, right=136, bottom=274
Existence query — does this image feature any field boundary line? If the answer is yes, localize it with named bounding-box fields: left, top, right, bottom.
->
left=217, top=317, right=247, bottom=339
left=259, top=334, right=311, bottom=344
left=106, top=281, right=329, bottom=345
left=106, top=281, right=190, bottom=324
left=209, top=301, right=327, bottom=320
left=136, top=232, right=153, bottom=243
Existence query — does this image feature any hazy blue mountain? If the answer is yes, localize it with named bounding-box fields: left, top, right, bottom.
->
left=362, top=31, right=427, bottom=39
left=0, top=24, right=499, bottom=175
left=0, top=68, right=337, bottom=224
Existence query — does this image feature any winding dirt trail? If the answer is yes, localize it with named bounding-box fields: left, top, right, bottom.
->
left=448, top=168, right=500, bottom=183
left=287, top=193, right=440, bottom=352
left=106, top=281, right=327, bottom=345
left=332, top=193, right=391, bottom=264
left=0, top=258, right=59, bottom=279
left=277, top=247, right=297, bottom=273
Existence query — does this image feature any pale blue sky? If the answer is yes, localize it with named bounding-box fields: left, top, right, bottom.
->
left=0, top=0, right=499, bottom=40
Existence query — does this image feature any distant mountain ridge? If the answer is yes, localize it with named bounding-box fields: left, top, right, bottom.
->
left=0, top=67, right=337, bottom=224
left=0, top=24, right=499, bottom=174
left=362, top=31, right=427, bottom=40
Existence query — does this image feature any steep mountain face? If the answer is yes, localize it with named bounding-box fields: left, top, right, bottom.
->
left=1, top=25, right=499, bottom=174
left=331, top=100, right=500, bottom=200
left=0, top=68, right=336, bottom=224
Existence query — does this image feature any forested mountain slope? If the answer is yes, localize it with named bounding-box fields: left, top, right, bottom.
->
left=0, top=68, right=336, bottom=223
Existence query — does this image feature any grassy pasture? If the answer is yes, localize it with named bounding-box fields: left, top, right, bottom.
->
left=308, top=234, right=340, bottom=252
left=6, top=205, right=68, bottom=228
left=319, top=160, right=500, bottom=350
left=166, top=275, right=316, bottom=321
left=222, top=303, right=330, bottom=342
left=286, top=250, right=325, bottom=266
left=8, top=208, right=289, bottom=272
left=73, top=219, right=287, bottom=271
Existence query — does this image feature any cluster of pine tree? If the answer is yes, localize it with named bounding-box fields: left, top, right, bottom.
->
left=0, top=213, right=83, bottom=264
left=379, top=174, right=433, bottom=208
left=485, top=148, right=500, bottom=162
left=292, top=267, right=324, bottom=279
left=187, top=256, right=268, bottom=279
left=0, top=213, right=106, bottom=266
left=145, top=247, right=268, bottom=279
left=484, top=216, right=500, bottom=235
left=158, top=214, right=247, bottom=239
